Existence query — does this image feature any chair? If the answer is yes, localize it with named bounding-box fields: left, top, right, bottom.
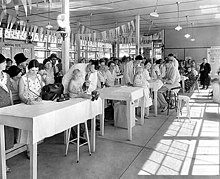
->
left=65, top=122, right=91, bottom=163
left=167, top=86, right=182, bottom=115
left=177, top=95, right=191, bottom=122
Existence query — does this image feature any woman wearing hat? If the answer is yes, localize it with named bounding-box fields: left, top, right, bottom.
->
left=0, top=53, right=14, bottom=172
left=14, top=53, right=28, bottom=75
left=7, top=65, right=22, bottom=104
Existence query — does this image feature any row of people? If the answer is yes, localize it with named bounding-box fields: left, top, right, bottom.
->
left=0, top=53, right=62, bottom=171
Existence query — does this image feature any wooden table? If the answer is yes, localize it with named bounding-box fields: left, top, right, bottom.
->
left=99, top=86, right=145, bottom=141
left=149, top=80, right=163, bottom=116
left=0, top=98, right=102, bottom=179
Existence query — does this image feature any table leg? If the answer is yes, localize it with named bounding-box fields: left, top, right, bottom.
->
left=127, top=101, right=132, bottom=141
left=154, top=91, right=158, bottom=116
left=145, top=107, right=149, bottom=117
left=0, top=125, right=6, bottom=179
left=91, top=117, right=96, bottom=153
left=182, top=80, right=185, bottom=93
left=64, top=130, right=68, bottom=144
left=100, top=99, right=105, bottom=136
left=140, top=96, right=145, bottom=125
left=30, top=132, right=37, bottom=179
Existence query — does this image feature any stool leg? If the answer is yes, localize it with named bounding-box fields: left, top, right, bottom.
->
left=65, top=128, right=71, bottom=156
left=84, top=122, right=91, bottom=156
left=197, top=81, right=200, bottom=93
left=177, top=99, right=181, bottom=122
left=167, top=91, right=171, bottom=115
left=187, top=102, right=191, bottom=122
left=77, top=124, right=80, bottom=163
left=175, top=93, right=178, bottom=112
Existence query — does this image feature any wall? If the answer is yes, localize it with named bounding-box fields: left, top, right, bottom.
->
left=164, top=25, right=220, bottom=65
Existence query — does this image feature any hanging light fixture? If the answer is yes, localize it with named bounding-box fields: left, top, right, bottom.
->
left=150, top=0, right=159, bottom=18
left=184, top=16, right=190, bottom=38
left=46, top=0, right=53, bottom=29
left=190, top=22, right=195, bottom=41
left=175, top=2, right=182, bottom=31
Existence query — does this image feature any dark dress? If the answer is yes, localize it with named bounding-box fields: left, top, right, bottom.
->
left=185, top=71, right=197, bottom=92
left=0, top=73, right=14, bottom=150
left=199, top=62, right=211, bottom=88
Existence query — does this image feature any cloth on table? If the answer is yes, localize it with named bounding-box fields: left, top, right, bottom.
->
left=133, top=73, right=152, bottom=108
left=211, top=77, right=220, bottom=103
left=114, top=102, right=135, bottom=129
left=149, top=79, right=163, bottom=91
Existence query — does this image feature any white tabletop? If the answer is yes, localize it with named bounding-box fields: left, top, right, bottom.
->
left=181, top=75, right=188, bottom=81
left=149, top=79, right=163, bottom=91
left=98, top=86, right=144, bottom=101
left=0, top=98, right=102, bottom=144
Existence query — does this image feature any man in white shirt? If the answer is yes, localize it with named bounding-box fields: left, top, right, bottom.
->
left=123, top=55, right=143, bottom=86
left=87, top=62, right=98, bottom=94
left=168, top=53, right=179, bottom=71
left=158, top=58, right=180, bottom=112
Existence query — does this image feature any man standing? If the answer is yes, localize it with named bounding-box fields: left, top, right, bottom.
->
left=123, top=55, right=143, bottom=86
left=158, top=58, right=180, bottom=112
left=199, top=58, right=211, bottom=89
left=168, top=53, right=179, bottom=71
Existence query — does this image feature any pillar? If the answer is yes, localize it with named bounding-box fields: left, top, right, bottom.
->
left=76, top=22, right=81, bottom=63
left=116, top=40, right=120, bottom=58
left=62, top=0, right=70, bottom=74
left=135, top=15, right=140, bottom=56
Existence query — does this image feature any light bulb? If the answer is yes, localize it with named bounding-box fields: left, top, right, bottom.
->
left=191, top=38, right=195, bottom=41
left=46, top=23, right=53, bottom=29
left=175, top=25, right=182, bottom=31
left=184, top=33, right=190, bottom=38
left=150, top=10, right=159, bottom=17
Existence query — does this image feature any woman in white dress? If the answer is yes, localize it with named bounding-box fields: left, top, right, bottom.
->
left=106, top=61, right=117, bottom=87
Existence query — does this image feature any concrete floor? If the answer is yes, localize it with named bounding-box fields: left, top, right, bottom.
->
left=7, top=88, right=220, bottom=179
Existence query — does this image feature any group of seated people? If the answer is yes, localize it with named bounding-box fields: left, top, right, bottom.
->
left=178, top=58, right=199, bottom=92
left=0, top=51, right=201, bottom=171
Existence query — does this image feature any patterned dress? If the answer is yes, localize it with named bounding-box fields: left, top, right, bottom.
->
left=20, top=74, right=42, bottom=100
left=0, top=72, right=14, bottom=150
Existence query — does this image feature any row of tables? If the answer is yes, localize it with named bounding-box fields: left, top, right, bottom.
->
left=0, top=80, right=162, bottom=179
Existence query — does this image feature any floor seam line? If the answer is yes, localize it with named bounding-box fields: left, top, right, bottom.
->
left=118, top=115, right=171, bottom=179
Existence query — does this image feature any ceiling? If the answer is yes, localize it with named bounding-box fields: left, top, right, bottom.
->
left=1, top=0, right=220, bottom=35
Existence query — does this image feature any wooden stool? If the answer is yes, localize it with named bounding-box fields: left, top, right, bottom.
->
left=177, top=95, right=191, bottom=122
left=65, top=122, right=91, bottom=163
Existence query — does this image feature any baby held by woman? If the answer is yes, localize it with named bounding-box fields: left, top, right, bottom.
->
left=68, top=69, right=99, bottom=100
